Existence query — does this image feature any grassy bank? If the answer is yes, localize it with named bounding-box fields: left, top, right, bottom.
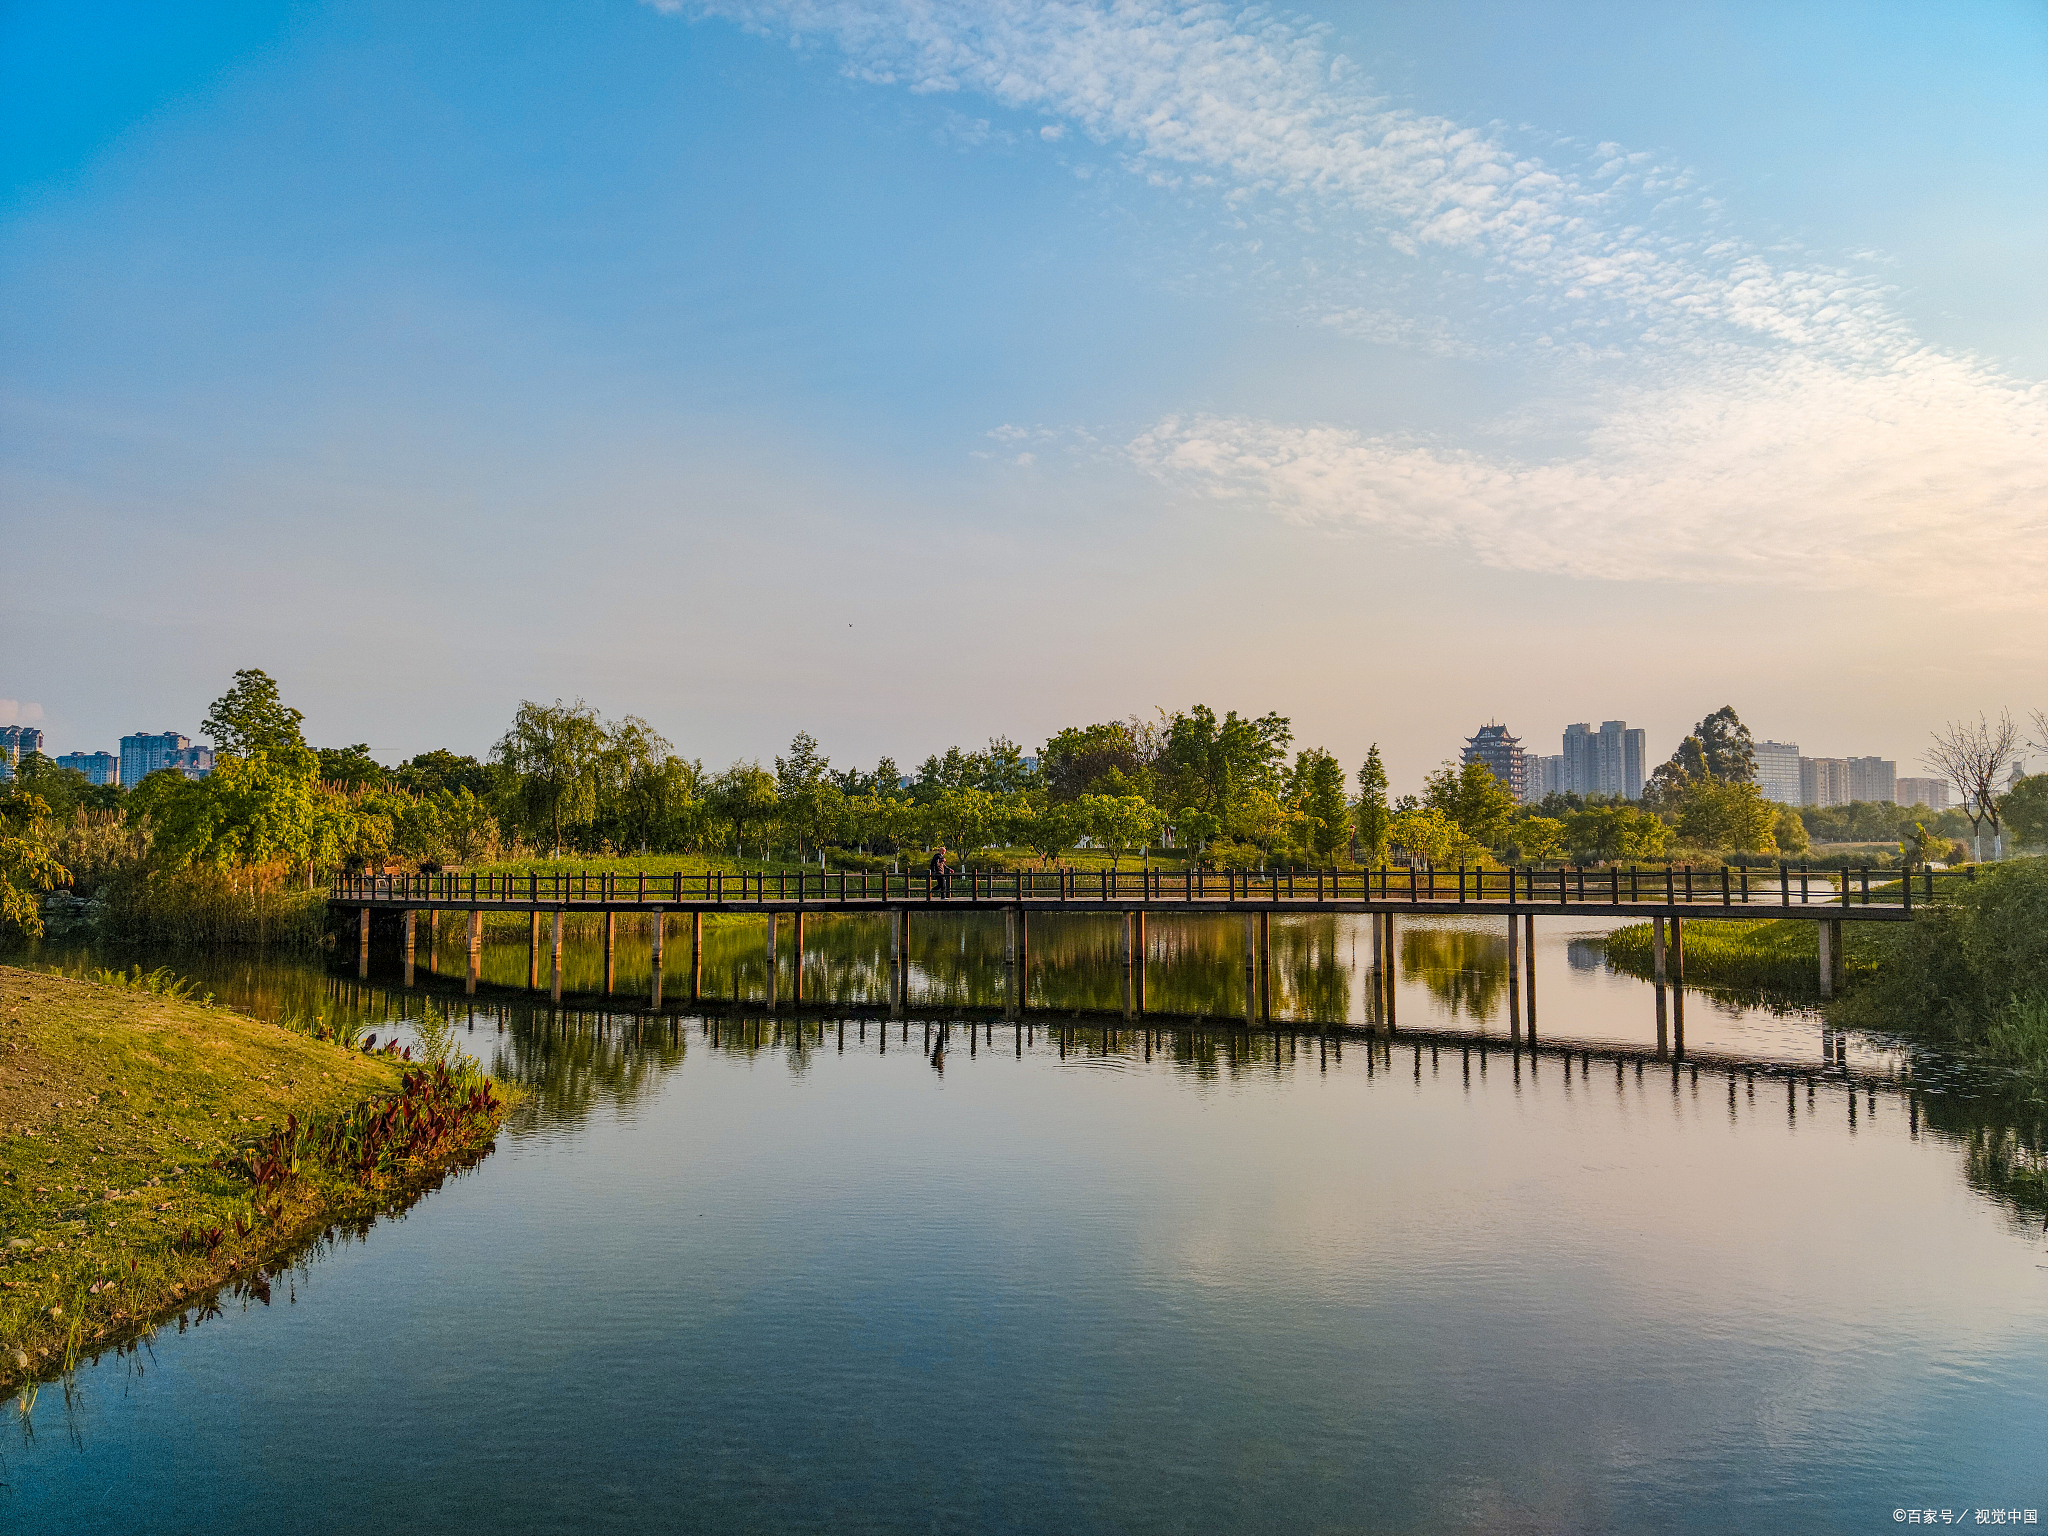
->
left=1600, top=918, right=1889, bottom=1001
left=0, top=966, right=506, bottom=1390
left=1600, top=859, right=2048, bottom=1092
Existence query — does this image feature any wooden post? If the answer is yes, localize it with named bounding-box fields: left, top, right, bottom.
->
left=1383, top=913, right=1396, bottom=1031
left=357, top=906, right=371, bottom=978
left=1258, top=909, right=1271, bottom=1022
left=650, top=908, right=665, bottom=968
left=466, top=907, right=482, bottom=995
left=603, top=911, right=616, bottom=995
left=793, top=910, right=805, bottom=1005
left=1122, top=910, right=1135, bottom=1019
left=765, top=913, right=779, bottom=1011
left=690, top=911, right=702, bottom=1001
left=403, top=908, right=416, bottom=987
left=528, top=910, right=540, bottom=990
left=1817, top=919, right=1834, bottom=1000
left=1244, top=916, right=1257, bottom=1023
left=1005, top=906, right=1020, bottom=1017
left=549, top=909, right=563, bottom=1002
left=1133, top=910, right=1146, bottom=1015
left=1523, top=911, right=1536, bottom=1035
left=1653, top=914, right=1669, bottom=1057
left=1506, top=911, right=1521, bottom=1039
left=891, top=909, right=906, bottom=1012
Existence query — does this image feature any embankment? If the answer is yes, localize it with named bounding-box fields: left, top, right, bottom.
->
left=0, top=967, right=506, bottom=1389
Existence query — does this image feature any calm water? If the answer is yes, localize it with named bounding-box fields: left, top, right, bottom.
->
left=7, top=912, right=2045, bottom=1533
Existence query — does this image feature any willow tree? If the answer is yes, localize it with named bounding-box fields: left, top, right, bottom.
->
left=494, top=699, right=606, bottom=856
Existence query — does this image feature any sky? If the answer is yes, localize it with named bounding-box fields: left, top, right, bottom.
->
left=4, top=0, right=2044, bottom=793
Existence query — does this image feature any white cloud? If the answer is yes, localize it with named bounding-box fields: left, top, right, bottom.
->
left=653, top=1, right=2048, bottom=602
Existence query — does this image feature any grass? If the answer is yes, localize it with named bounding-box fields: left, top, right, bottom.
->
left=0, top=966, right=506, bottom=1391
left=468, top=845, right=1201, bottom=878
left=1600, top=917, right=1888, bottom=1000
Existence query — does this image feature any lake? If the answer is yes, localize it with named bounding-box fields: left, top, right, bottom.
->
left=7, top=909, right=2045, bottom=1532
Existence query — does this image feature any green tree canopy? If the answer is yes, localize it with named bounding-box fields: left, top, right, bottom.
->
left=1286, top=747, right=1350, bottom=861
left=1353, top=744, right=1391, bottom=866
left=1423, top=759, right=1516, bottom=847
left=202, top=668, right=306, bottom=757
left=493, top=699, right=606, bottom=854
left=316, top=744, right=388, bottom=789
left=1650, top=705, right=1756, bottom=798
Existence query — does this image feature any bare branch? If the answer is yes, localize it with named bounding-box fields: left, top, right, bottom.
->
left=1924, top=709, right=2019, bottom=838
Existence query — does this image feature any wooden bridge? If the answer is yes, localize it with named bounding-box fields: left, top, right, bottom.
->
left=333, top=862, right=1949, bottom=1022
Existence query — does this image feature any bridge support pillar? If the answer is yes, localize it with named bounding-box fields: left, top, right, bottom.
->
left=426, top=908, right=437, bottom=971
left=1258, top=910, right=1271, bottom=1022
left=892, top=910, right=907, bottom=1012
left=1382, top=913, right=1397, bottom=1033
left=403, top=909, right=416, bottom=987
left=603, top=911, right=616, bottom=995
left=1524, top=913, right=1537, bottom=1038
left=649, top=909, right=665, bottom=1009
left=549, top=909, right=563, bottom=1002
left=466, top=908, right=482, bottom=995
left=1133, top=910, right=1146, bottom=1015
left=1506, top=912, right=1521, bottom=1040
left=1670, top=916, right=1686, bottom=1058
left=528, top=911, right=540, bottom=990
left=766, top=913, right=779, bottom=1011
left=1243, top=916, right=1257, bottom=1024
left=1121, top=911, right=1134, bottom=1019
left=357, top=907, right=371, bottom=978
left=1653, top=916, right=1669, bottom=1056
left=1818, top=919, right=1835, bottom=1000
left=793, top=911, right=804, bottom=1005
left=690, top=911, right=702, bottom=1002
left=1005, top=907, right=1020, bottom=1017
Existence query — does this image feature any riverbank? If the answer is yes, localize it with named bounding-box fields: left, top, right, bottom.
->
left=1600, top=858, right=2048, bottom=1092
left=0, top=966, right=506, bottom=1390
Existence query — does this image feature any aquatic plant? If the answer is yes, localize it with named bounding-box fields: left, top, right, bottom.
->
left=83, top=963, right=208, bottom=1001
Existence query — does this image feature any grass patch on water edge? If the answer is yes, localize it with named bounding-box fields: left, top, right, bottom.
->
left=0, top=966, right=509, bottom=1392
left=1600, top=917, right=1888, bottom=1002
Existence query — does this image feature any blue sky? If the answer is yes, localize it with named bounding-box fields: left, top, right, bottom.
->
left=4, top=0, right=2043, bottom=791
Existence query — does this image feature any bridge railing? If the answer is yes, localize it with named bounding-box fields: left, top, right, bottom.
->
left=333, top=861, right=1977, bottom=911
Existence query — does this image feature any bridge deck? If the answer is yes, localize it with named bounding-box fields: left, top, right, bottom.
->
left=333, top=867, right=1927, bottom=923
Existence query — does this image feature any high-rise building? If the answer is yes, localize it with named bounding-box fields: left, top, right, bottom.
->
left=56, top=751, right=120, bottom=785
left=0, top=725, right=44, bottom=778
left=1800, top=757, right=1852, bottom=807
left=1559, top=720, right=1646, bottom=799
left=121, top=732, right=212, bottom=784
left=1755, top=741, right=1802, bottom=804
left=1847, top=757, right=1896, bottom=804
left=1529, top=754, right=1567, bottom=800
left=1896, top=777, right=1950, bottom=810
left=1462, top=723, right=1528, bottom=802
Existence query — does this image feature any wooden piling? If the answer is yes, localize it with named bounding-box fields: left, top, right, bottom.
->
left=765, top=912, right=778, bottom=1011
left=402, top=908, right=415, bottom=986
left=549, top=909, right=563, bottom=1002
left=793, top=911, right=804, bottom=1005
left=1506, top=910, right=1521, bottom=1039
left=357, top=907, right=371, bottom=978
left=466, top=907, right=482, bottom=996
left=1523, top=912, right=1536, bottom=1035
left=1258, top=909, right=1271, bottom=1022
left=528, top=910, right=540, bottom=990
left=603, top=910, right=616, bottom=995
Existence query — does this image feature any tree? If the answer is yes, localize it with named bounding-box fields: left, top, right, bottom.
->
left=1674, top=779, right=1778, bottom=854
left=141, top=744, right=329, bottom=872
left=1649, top=706, right=1755, bottom=799
left=1513, top=817, right=1567, bottom=864
left=202, top=668, right=306, bottom=756
left=0, top=792, right=69, bottom=937
left=1387, top=806, right=1459, bottom=867
left=2002, top=772, right=2048, bottom=851
left=1353, top=745, right=1391, bottom=865
left=1286, top=747, right=1350, bottom=862
left=1773, top=806, right=1810, bottom=856
left=1080, top=794, right=1164, bottom=869
left=395, top=750, right=494, bottom=800
left=1900, top=820, right=1951, bottom=866
left=1422, top=759, right=1516, bottom=848
left=494, top=699, right=606, bottom=854
left=1154, top=705, right=1290, bottom=816
left=316, top=744, right=387, bottom=789
left=1174, top=807, right=1222, bottom=857
left=1926, top=710, right=2020, bottom=858
left=1563, top=805, right=1672, bottom=862
left=708, top=762, right=778, bottom=858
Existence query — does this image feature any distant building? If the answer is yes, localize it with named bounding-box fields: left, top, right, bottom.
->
left=1560, top=720, right=1646, bottom=800
left=0, top=726, right=44, bottom=778
left=1462, top=723, right=1528, bottom=802
left=56, top=751, right=120, bottom=785
left=1800, top=757, right=1852, bottom=808
left=1529, top=754, right=1567, bottom=800
left=1896, top=777, right=1950, bottom=810
left=1755, top=741, right=1802, bottom=804
left=121, top=731, right=213, bottom=784
left=1847, top=756, right=1896, bottom=804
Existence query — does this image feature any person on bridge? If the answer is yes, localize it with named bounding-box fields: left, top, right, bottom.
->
left=929, top=845, right=953, bottom=898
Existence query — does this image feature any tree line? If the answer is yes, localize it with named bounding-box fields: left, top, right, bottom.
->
left=4, top=674, right=2043, bottom=939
